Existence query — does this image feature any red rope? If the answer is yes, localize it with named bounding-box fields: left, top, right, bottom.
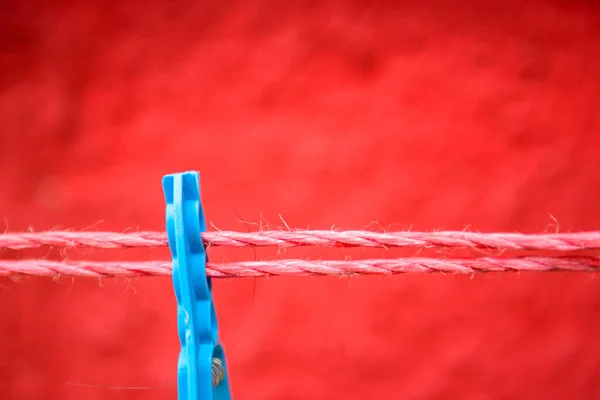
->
left=1, top=230, right=600, bottom=251
left=1, top=256, right=599, bottom=278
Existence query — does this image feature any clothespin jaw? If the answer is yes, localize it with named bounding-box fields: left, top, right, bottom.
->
left=162, top=171, right=232, bottom=400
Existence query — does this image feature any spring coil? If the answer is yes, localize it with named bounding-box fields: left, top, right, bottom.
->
left=212, top=357, right=225, bottom=387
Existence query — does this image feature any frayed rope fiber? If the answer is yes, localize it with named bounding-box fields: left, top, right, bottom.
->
left=1, top=257, right=600, bottom=278
left=2, top=230, right=600, bottom=251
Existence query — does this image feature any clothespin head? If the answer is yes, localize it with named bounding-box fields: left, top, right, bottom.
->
left=162, top=171, right=232, bottom=400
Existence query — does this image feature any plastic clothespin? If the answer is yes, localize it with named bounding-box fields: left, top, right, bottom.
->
left=162, top=171, right=232, bottom=400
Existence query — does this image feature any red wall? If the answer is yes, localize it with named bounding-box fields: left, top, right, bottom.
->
left=2, top=1, right=600, bottom=399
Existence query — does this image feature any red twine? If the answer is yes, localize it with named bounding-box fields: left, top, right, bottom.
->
left=1, top=230, right=599, bottom=278
left=1, top=257, right=599, bottom=278
left=1, top=230, right=600, bottom=251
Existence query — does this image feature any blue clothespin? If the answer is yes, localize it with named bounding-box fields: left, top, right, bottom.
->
left=162, top=171, right=232, bottom=400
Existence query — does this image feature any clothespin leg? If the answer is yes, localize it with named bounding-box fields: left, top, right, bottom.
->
left=163, top=171, right=232, bottom=400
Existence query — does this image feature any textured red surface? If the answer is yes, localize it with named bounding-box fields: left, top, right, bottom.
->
left=2, top=1, right=600, bottom=399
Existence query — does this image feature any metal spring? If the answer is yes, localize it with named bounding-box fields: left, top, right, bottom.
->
left=212, top=357, right=225, bottom=387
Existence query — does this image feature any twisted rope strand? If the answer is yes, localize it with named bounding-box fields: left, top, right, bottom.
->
left=2, top=230, right=600, bottom=251
left=0, top=231, right=166, bottom=250
left=1, top=256, right=598, bottom=278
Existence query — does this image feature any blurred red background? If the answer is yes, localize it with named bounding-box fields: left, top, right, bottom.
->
left=2, top=0, right=600, bottom=399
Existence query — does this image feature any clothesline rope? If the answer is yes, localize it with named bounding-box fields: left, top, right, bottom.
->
left=1, top=256, right=599, bottom=278
left=1, top=230, right=600, bottom=251
left=2, top=230, right=599, bottom=278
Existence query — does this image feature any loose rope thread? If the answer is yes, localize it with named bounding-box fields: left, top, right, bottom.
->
left=1, top=230, right=600, bottom=251
left=1, top=257, right=599, bottom=278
